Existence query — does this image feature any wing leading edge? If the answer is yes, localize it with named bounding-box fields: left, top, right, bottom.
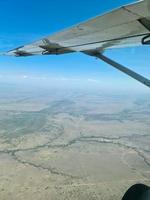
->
left=4, top=0, right=150, bottom=57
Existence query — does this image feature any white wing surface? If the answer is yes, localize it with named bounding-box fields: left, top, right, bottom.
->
left=5, top=0, right=150, bottom=56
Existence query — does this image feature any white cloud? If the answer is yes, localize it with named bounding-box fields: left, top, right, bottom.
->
left=87, top=78, right=100, bottom=83
left=23, top=75, right=28, bottom=79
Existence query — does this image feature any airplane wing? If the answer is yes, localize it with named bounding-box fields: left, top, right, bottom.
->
left=5, top=0, right=150, bottom=57
left=2, top=0, right=150, bottom=88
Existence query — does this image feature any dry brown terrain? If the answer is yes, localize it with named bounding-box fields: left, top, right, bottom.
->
left=0, top=85, right=150, bottom=200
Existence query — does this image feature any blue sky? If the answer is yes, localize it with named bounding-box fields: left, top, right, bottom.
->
left=0, top=0, right=150, bottom=91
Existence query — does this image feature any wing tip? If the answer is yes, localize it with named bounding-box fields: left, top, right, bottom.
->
left=0, top=52, right=8, bottom=56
